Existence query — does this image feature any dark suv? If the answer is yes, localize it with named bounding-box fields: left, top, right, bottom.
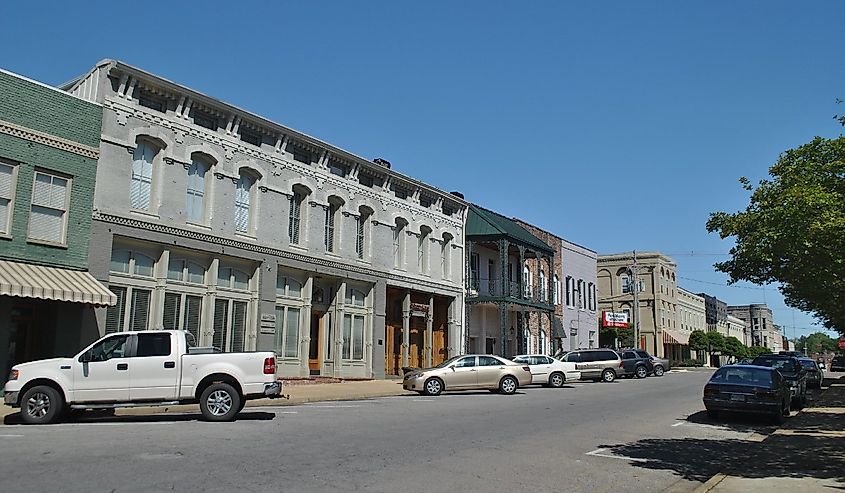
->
left=618, top=349, right=654, bottom=379
left=751, top=354, right=808, bottom=408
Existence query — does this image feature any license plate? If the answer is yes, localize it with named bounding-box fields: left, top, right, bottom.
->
left=730, top=394, right=745, bottom=402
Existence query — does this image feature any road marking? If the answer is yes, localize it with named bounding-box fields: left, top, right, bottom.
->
left=412, top=399, right=436, bottom=402
left=585, top=448, right=648, bottom=463
left=671, top=422, right=684, bottom=427
left=0, top=434, right=24, bottom=438
left=302, top=404, right=362, bottom=408
left=42, top=421, right=179, bottom=427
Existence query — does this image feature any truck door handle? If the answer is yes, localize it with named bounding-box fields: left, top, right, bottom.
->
left=164, top=361, right=175, bottom=369
left=117, top=363, right=128, bottom=371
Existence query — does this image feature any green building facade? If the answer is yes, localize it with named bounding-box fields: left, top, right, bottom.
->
left=0, top=69, right=115, bottom=383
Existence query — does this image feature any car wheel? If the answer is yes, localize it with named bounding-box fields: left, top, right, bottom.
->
left=20, top=385, right=63, bottom=425
left=499, top=376, right=518, bottom=395
left=423, top=377, right=443, bottom=396
left=549, top=372, right=565, bottom=388
left=601, top=369, right=616, bottom=383
left=775, top=399, right=790, bottom=424
left=706, top=409, right=718, bottom=419
left=653, top=365, right=665, bottom=377
left=199, top=382, right=241, bottom=422
left=635, top=366, right=648, bottom=379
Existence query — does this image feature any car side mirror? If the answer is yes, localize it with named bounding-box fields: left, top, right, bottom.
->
left=78, top=350, right=92, bottom=363
left=449, top=365, right=456, bottom=371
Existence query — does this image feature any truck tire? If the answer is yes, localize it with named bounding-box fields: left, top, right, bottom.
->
left=21, top=385, right=63, bottom=425
left=199, top=382, right=241, bottom=422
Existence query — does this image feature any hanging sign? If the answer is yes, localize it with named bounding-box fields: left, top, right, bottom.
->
left=410, top=302, right=429, bottom=318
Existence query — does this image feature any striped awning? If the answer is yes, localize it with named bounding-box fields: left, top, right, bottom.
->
left=0, top=259, right=117, bottom=306
left=663, top=328, right=690, bottom=346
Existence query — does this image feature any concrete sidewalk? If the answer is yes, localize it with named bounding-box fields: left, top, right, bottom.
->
left=1, top=379, right=411, bottom=423
left=696, top=378, right=845, bottom=492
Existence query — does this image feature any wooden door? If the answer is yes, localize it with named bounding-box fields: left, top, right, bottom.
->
left=432, top=328, right=447, bottom=366
left=309, top=312, right=323, bottom=374
left=385, top=325, right=402, bottom=376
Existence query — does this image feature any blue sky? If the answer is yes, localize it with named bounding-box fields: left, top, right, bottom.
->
left=2, top=1, right=843, bottom=338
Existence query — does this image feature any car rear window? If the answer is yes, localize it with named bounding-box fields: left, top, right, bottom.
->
left=710, top=367, right=773, bottom=386
left=798, top=360, right=817, bottom=370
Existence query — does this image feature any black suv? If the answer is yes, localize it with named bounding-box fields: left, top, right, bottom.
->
left=751, top=354, right=808, bottom=408
left=618, top=349, right=654, bottom=379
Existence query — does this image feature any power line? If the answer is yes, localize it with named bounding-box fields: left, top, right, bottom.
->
left=677, top=276, right=769, bottom=290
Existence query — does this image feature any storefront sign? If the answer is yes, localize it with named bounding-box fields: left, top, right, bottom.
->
left=602, top=311, right=629, bottom=328
left=410, top=302, right=429, bottom=318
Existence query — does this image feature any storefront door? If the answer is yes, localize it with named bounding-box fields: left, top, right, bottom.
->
left=309, top=311, right=323, bottom=375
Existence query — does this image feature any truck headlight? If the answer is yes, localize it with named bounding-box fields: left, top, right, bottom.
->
left=7, top=369, right=18, bottom=381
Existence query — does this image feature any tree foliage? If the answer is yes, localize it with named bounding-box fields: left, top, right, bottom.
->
left=705, top=331, right=726, bottom=354
left=706, top=132, right=845, bottom=334
left=689, top=330, right=708, bottom=352
left=748, top=346, right=773, bottom=358
left=723, top=336, right=747, bottom=359
left=794, top=332, right=838, bottom=353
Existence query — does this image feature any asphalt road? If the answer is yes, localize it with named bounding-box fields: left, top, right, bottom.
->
left=0, top=368, right=825, bottom=493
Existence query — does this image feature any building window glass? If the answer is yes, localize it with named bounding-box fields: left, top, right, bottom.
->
left=565, top=276, right=574, bottom=307
left=110, top=249, right=155, bottom=278
left=28, top=171, right=69, bottom=244
left=553, top=275, right=560, bottom=305
left=235, top=171, right=254, bottom=233
left=327, top=160, right=347, bottom=177
left=162, top=292, right=203, bottom=341
left=186, top=158, right=208, bottom=223
left=418, top=227, right=430, bottom=274
left=524, top=266, right=532, bottom=297
left=131, top=141, right=156, bottom=210
left=342, top=313, right=365, bottom=360
left=324, top=202, right=339, bottom=253
left=441, top=235, right=452, bottom=281
left=218, top=266, right=250, bottom=290
left=213, top=298, right=248, bottom=352
left=275, top=306, right=301, bottom=359
left=393, top=219, right=406, bottom=268
left=289, top=190, right=304, bottom=245
left=538, top=269, right=546, bottom=301
left=105, top=286, right=151, bottom=333
left=577, top=280, right=584, bottom=308
left=276, top=272, right=303, bottom=299
left=470, top=253, right=480, bottom=289
left=0, top=161, right=17, bottom=234
left=239, top=128, right=262, bottom=147
left=168, top=258, right=205, bottom=284
left=345, top=288, right=367, bottom=307
left=355, top=213, right=367, bottom=260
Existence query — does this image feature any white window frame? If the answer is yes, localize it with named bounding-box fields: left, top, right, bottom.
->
left=234, top=171, right=255, bottom=234
left=186, top=158, right=209, bottom=224
left=565, top=276, right=574, bottom=307
left=275, top=305, right=302, bottom=359
left=288, top=190, right=305, bottom=245
left=355, top=213, right=367, bottom=260
left=131, top=141, right=157, bottom=211
left=0, top=159, right=18, bottom=236
left=105, top=284, right=154, bottom=333
left=27, top=170, right=71, bottom=245
left=325, top=202, right=338, bottom=253
left=393, top=220, right=406, bottom=269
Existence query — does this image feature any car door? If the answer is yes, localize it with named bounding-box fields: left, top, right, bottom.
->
left=128, top=333, right=179, bottom=401
left=72, top=334, right=131, bottom=402
left=476, top=356, right=507, bottom=387
left=621, top=351, right=637, bottom=374
left=636, top=350, right=654, bottom=372
left=532, top=356, right=551, bottom=384
left=443, top=356, right=477, bottom=389
left=570, top=351, right=595, bottom=379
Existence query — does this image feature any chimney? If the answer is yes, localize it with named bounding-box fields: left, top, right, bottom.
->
left=373, top=158, right=391, bottom=169
left=450, top=191, right=465, bottom=199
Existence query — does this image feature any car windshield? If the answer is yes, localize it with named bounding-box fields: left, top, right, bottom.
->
left=798, top=360, right=817, bottom=370
left=710, top=367, right=773, bottom=386
left=433, top=356, right=462, bottom=369
left=754, top=358, right=796, bottom=373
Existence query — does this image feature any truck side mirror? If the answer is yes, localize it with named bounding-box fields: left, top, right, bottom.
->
left=78, top=350, right=92, bottom=363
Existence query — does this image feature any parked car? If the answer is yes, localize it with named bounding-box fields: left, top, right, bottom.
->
left=555, top=349, right=624, bottom=382
left=735, top=358, right=754, bottom=365
left=512, top=354, right=580, bottom=387
left=831, top=356, right=845, bottom=372
left=402, top=355, right=532, bottom=396
left=779, top=351, right=806, bottom=358
left=703, top=365, right=791, bottom=423
left=798, top=358, right=823, bottom=388
left=4, top=330, right=282, bottom=424
left=751, top=354, right=808, bottom=408
left=617, top=349, right=654, bottom=379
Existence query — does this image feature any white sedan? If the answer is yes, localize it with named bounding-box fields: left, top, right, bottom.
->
left=512, top=354, right=581, bottom=387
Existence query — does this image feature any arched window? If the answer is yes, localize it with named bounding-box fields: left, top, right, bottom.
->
left=186, top=154, right=212, bottom=224
left=235, top=170, right=257, bottom=233
left=538, top=269, right=546, bottom=302
left=325, top=196, right=343, bottom=253
left=345, top=287, right=367, bottom=307
left=393, top=218, right=407, bottom=268
left=577, top=280, right=584, bottom=309
left=356, top=206, right=373, bottom=260
left=167, top=258, right=206, bottom=284
left=553, top=275, right=560, bottom=305
left=441, top=233, right=453, bottom=281
left=539, top=330, right=547, bottom=355
left=523, top=265, right=532, bottom=297
left=522, top=328, right=530, bottom=355
left=288, top=184, right=310, bottom=245
left=131, top=140, right=159, bottom=210
left=418, top=226, right=431, bottom=274
left=565, top=276, right=574, bottom=307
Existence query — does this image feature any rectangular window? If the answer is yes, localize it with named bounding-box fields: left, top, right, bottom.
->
left=393, top=223, right=405, bottom=268
left=212, top=299, right=229, bottom=350
left=442, top=204, right=455, bottom=216
left=231, top=301, right=247, bottom=352
left=441, top=241, right=450, bottom=281
left=235, top=174, right=253, bottom=233
left=393, top=187, right=408, bottom=200
left=288, top=192, right=302, bottom=244
left=419, top=196, right=432, bottom=208
left=342, top=314, right=365, bottom=360
left=191, top=110, right=218, bottom=130
left=327, top=160, right=347, bottom=177
left=275, top=306, right=301, bottom=359
left=213, top=298, right=248, bottom=352
left=138, top=91, right=165, bottom=112
left=186, top=160, right=207, bottom=223
left=324, top=205, right=336, bottom=253
left=288, top=144, right=311, bottom=165
left=131, top=143, right=155, bottom=210
left=28, top=171, right=69, bottom=244
left=239, top=128, right=262, bottom=147
left=184, top=295, right=202, bottom=342
left=0, top=161, right=16, bottom=234
left=129, top=288, right=151, bottom=331
left=105, top=286, right=127, bottom=334
left=355, top=215, right=365, bottom=259
left=470, top=253, right=480, bottom=289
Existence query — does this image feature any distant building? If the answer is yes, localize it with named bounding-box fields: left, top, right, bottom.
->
left=727, top=304, right=776, bottom=350
left=726, top=315, right=749, bottom=345
left=596, top=252, right=679, bottom=358
left=675, top=287, right=705, bottom=361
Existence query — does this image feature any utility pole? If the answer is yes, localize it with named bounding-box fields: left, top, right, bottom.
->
left=631, top=250, right=640, bottom=350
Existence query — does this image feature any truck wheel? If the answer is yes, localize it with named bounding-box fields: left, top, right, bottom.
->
left=200, top=383, right=241, bottom=422
left=21, top=385, right=63, bottom=425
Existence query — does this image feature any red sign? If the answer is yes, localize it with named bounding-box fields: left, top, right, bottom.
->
left=838, top=339, right=845, bottom=351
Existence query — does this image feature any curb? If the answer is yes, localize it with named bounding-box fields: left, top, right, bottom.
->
left=692, top=473, right=726, bottom=493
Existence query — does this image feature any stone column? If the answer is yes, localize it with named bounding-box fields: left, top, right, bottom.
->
left=401, top=290, right=410, bottom=368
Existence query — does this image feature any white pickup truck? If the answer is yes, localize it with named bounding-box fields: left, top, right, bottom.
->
left=3, top=330, right=282, bottom=424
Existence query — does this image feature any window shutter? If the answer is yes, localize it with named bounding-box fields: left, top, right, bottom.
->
left=28, top=206, right=63, bottom=242
left=184, top=295, right=202, bottom=343
left=162, top=292, right=181, bottom=330
left=0, top=163, right=13, bottom=199
left=352, top=315, right=364, bottom=360
left=231, top=301, right=248, bottom=352
left=355, top=216, right=364, bottom=259
left=284, top=308, right=300, bottom=358
left=131, top=144, right=153, bottom=210
left=212, top=299, right=229, bottom=350
left=129, top=289, right=151, bottom=331
left=288, top=193, right=301, bottom=244
left=32, top=173, right=52, bottom=207
left=105, top=287, right=127, bottom=334
left=234, top=175, right=252, bottom=233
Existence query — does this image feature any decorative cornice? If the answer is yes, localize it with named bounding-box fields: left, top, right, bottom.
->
left=102, top=97, right=464, bottom=230
left=0, top=118, right=100, bottom=159
left=94, top=211, right=463, bottom=294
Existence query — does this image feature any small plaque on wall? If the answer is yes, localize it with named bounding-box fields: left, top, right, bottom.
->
left=260, top=313, right=277, bottom=334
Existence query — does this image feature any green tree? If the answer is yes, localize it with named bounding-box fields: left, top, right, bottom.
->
left=795, top=332, right=838, bottom=353
left=748, top=346, right=773, bottom=358
left=599, top=322, right=634, bottom=348
left=723, top=336, right=747, bottom=360
left=689, top=330, right=708, bottom=353
left=706, top=131, right=845, bottom=335
left=705, top=331, right=726, bottom=354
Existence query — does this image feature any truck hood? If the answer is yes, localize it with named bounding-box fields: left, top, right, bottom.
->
left=13, top=357, right=75, bottom=371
